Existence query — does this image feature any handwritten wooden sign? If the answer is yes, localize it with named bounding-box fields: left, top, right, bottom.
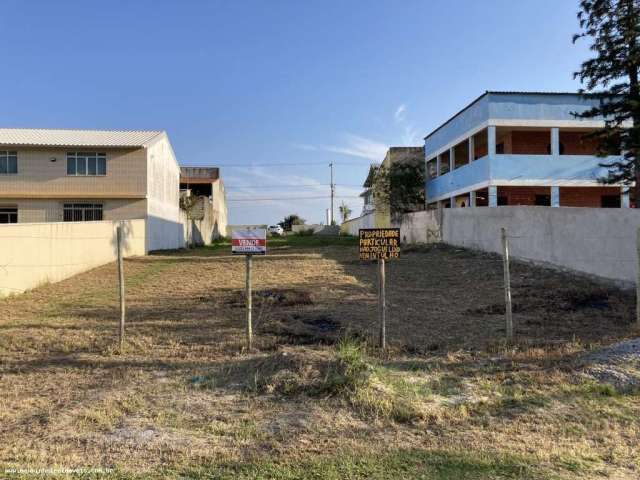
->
left=359, top=228, right=400, bottom=261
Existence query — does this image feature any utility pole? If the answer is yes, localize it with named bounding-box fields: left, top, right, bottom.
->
left=329, top=162, right=335, bottom=225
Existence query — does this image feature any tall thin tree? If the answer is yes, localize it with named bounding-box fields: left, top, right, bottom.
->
left=573, top=0, right=640, bottom=204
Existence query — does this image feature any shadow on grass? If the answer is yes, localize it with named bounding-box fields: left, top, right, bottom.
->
left=173, top=448, right=564, bottom=480
left=317, top=242, right=636, bottom=352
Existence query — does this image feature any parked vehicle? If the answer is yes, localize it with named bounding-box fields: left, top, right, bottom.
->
left=268, top=225, right=284, bottom=236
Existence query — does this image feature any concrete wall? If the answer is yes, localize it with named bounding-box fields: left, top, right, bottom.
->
left=291, top=224, right=341, bottom=235
left=441, top=207, right=640, bottom=284
left=394, top=210, right=441, bottom=244
left=210, top=180, right=228, bottom=239
left=145, top=135, right=184, bottom=251
left=340, top=212, right=375, bottom=236
left=181, top=187, right=228, bottom=246
left=0, top=219, right=146, bottom=296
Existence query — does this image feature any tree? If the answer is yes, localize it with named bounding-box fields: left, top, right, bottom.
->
left=179, top=192, right=201, bottom=248
left=573, top=0, right=640, bottom=204
left=372, top=160, right=426, bottom=221
left=338, top=202, right=352, bottom=223
left=279, top=214, right=305, bottom=231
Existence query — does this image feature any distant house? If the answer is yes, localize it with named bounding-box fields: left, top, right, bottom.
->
left=359, top=146, right=425, bottom=227
left=424, top=92, right=632, bottom=209
left=0, top=128, right=183, bottom=250
left=179, top=166, right=228, bottom=244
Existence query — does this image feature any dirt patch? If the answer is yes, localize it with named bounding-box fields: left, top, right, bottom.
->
left=225, top=288, right=314, bottom=308
left=261, top=314, right=341, bottom=345
left=468, top=288, right=613, bottom=316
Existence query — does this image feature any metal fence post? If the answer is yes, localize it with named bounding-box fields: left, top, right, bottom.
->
left=246, top=254, right=253, bottom=350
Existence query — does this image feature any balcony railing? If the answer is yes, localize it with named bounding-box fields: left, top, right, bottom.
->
left=426, top=154, right=621, bottom=202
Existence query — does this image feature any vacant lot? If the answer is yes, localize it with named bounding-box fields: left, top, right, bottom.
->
left=1, top=236, right=639, bottom=479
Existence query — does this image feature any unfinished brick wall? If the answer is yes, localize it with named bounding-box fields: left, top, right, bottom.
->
left=560, top=186, right=621, bottom=207
left=498, top=186, right=552, bottom=205
left=559, top=132, right=600, bottom=155
left=453, top=141, right=469, bottom=168
left=473, top=129, right=488, bottom=159
left=510, top=131, right=551, bottom=155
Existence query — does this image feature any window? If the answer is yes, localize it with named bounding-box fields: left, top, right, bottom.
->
left=63, top=203, right=103, bottom=222
left=427, top=158, right=438, bottom=179
left=0, top=207, right=17, bottom=223
left=535, top=194, right=551, bottom=206
left=67, top=152, right=106, bottom=176
left=601, top=195, right=621, bottom=208
left=0, top=151, right=18, bottom=174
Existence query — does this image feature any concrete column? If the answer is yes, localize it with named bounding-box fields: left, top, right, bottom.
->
left=551, top=127, right=560, bottom=156
left=450, top=196, right=456, bottom=208
left=469, top=191, right=476, bottom=207
left=551, top=186, right=560, bottom=207
left=488, top=126, right=496, bottom=157
left=436, top=154, right=441, bottom=177
left=622, top=186, right=630, bottom=208
left=468, top=136, right=475, bottom=162
left=489, top=186, right=498, bottom=207
left=449, top=147, right=455, bottom=171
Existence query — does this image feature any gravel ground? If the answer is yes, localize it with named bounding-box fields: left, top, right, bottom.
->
left=582, top=338, right=640, bottom=390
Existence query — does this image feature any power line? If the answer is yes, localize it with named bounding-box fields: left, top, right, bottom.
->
left=227, top=195, right=361, bottom=202
left=215, top=161, right=369, bottom=168
left=225, top=183, right=362, bottom=189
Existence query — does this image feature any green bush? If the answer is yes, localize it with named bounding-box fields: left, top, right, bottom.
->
left=295, top=228, right=316, bottom=236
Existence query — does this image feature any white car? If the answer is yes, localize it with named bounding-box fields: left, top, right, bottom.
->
left=268, top=225, right=284, bottom=236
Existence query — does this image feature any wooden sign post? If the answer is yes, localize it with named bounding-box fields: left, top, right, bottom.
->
left=232, top=228, right=267, bottom=351
left=359, top=228, right=400, bottom=349
left=501, top=227, right=513, bottom=343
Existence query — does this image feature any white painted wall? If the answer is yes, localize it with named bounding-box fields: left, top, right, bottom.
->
left=442, top=207, right=640, bottom=284
left=145, top=134, right=184, bottom=251
left=394, top=210, right=442, bottom=244
left=0, top=219, right=146, bottom=296
left=340, top=212, right=375, bottom=236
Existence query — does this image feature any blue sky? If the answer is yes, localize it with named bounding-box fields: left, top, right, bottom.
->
left=0, top=0, right=591, bottom=225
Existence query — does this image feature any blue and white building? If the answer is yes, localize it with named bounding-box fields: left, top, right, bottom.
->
left=425, top=92, right=631, bottom=209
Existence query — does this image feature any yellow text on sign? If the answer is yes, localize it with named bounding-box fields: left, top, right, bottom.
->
left=359, top=228, right=401, bottom=261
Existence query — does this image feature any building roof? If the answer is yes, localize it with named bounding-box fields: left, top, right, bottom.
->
left=180, top=166, right=220, bottom=184
left=423, top=91, right=598, bottom=141
left=0, top=128, right=164, bottom=148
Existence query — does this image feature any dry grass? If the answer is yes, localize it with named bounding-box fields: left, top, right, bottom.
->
left=0, top=237, right=639, bottom=479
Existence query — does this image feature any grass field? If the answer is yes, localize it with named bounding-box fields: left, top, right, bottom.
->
left=1, top=235, right=639, bottom=479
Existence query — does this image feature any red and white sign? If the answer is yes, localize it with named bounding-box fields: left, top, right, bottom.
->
left=232, top=229, right=267, bottom=255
